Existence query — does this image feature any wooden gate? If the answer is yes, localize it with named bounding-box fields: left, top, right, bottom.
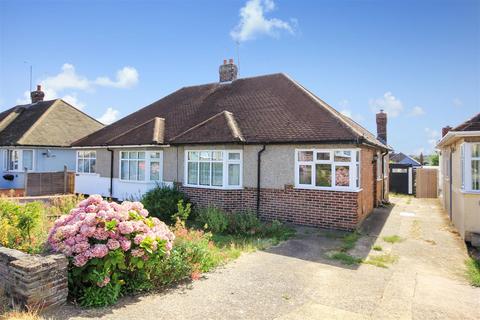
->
left=415, top=168, right=438, bottom=198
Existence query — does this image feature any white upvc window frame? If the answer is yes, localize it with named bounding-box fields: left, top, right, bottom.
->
left=3, top=149, right=35, bottom=172
left=184, top=150, right=243, bottom=190
left=463, top=142, right=480, bottom=193
left=119, top=150, right=164, bottom=183
left=76, top=150, right=97, bottom=174
left=294, top=148, right=361, bottom=192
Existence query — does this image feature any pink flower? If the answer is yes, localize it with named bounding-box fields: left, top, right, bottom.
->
left=73, top=254, right=88, bottom=267
left=131, top=249, right=144, bottom=257
left=166, top=241, right=173, bottom=251
left=97, top=276, right=110, bottom=287
left=119, top=238, right=131, bottom=251
left=118, top=221, right=134, bottom=234
left=139, top=209, right=149, bottom=218
left=74, top=241, right=90, bottom=253
left=90, top=244, right=109, bottom=258
left=133, top=234, right=145, bottom=245
left=93, top=228, right=109, bottom=240
left=107, top=239, right=120, bottom=250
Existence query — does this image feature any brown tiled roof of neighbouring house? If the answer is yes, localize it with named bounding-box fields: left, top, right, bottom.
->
left=72, top=73, right=389, bottom=149
left=0, top=99, right=104, bottom=147
left=452, top=113, right=480, bottom=132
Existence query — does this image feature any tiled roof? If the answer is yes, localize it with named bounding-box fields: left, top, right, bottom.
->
left=73, top=73, right=389, bottom=149
left=452, top=113, right=480, bottom=132
left=0, top=99, right=104, bottom=147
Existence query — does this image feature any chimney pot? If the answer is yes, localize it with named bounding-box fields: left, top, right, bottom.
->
left=30, top=84, right=45, bottom=103
left=442, top=126, right=452, bottom=137
left=219, top=59, right=238, bottom=83
left=376, top=111, right=388, bottom=143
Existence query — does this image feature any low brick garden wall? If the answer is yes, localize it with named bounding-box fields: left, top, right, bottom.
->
left=0, top=246, right=68, bottom=310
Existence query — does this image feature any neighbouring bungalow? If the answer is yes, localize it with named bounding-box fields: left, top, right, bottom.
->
left=437, top=113, right=480, bottom=245
left=0, top=85, right=104, bottom=191
left=72, top=60, right=391, bottom=230
left=390, top=152, right=422, bottom=167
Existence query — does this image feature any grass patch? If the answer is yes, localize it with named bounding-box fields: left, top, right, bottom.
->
left=383, top=235, right=403, bottom=244
left=329, top=251, right=362, bottom=265
left=211, top=224, right=296, bottom=256
left=340, top=232, right=361, bottom=251
left=373, top=245, right=383, bottom=251
left=465, top=258, right=480, bottom=287
left=363, top=253, right=398, bottom=268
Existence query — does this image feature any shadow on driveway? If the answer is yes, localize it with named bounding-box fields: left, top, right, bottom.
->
left=265, top=203, right=395, bottom=269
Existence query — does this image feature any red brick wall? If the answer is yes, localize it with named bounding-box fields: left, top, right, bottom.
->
left=179, top=185, right=360, bottom=231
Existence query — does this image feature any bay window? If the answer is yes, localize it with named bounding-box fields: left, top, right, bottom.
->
left=462, top=143, right=480, bottom=192
left=295, top=149, right=360, bottom=191
left=185, top=150, right=242, bottom=189
left=120, top=150, right=163, bottom=182
left=77, top=151, right=96, bottom=173
left=3, top=149, right=34, bottom=171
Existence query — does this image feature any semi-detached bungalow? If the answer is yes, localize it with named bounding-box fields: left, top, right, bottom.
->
left=0, top=86, right=104, bottom=191
left=72, top=60, right=391, bottom=230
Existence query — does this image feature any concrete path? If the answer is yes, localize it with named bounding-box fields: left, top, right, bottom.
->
left=46, top=196, right=480, bottom=320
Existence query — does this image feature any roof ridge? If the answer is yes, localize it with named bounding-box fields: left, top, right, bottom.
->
left=170, top=110, right=244, bottom=142
left=105, top=117, right=164, bottom=144
left=452, top=112, right=480, bottom=131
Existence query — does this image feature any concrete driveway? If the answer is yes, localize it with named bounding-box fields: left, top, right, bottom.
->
left=46, top=196, right=480, bottom=320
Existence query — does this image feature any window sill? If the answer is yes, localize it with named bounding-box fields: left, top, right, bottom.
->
left=183, top=184, right=243, bottom=190
left=118, top=179, right=163, bottom=184
left=461, top=190, right=480, bottom=195
left=76, top=172, right=98, bottom=176
left=294, top=186, right=363, bottom=193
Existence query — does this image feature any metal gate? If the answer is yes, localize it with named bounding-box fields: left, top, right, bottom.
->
left=389, top=163, right=414, bottom=195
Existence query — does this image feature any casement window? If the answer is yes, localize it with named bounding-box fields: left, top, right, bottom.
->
left=185, top=150, right=242, bottom=189
left=295, top=149, right=361, bottom=191
left=77, top=151, right=96, bottom=174
left=462, top=143, right=480, bottom=192
left=120, top=151, right=163, bottom=182
left=3, top=149, right=34, bottom=171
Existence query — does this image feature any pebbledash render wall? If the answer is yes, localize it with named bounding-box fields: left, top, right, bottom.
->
left=0, top=246, right=68, bottom=310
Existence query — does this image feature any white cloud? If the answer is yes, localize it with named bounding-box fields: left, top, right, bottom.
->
left=97, top=107, right=120, bottom=125
left=62, top=93, right=86, bottom=110
left=15, top=63, right=138, bottom=110
left=230, top=0, right=294, bottom=42
left=41, top=63, right=90, bottom=93
left=94, top=67, right=139, bottom=88
left=340, top=109, right=352, bottom=118
left=369, top=92, right=404, bottom=118
left=453, top=98, right=463, bottom=108
left=409, top=106, right=425, bottom=116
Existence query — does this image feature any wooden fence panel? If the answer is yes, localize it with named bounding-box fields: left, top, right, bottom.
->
left=415, top=168, right=438, bottom=198
left=25, top=168, right=75, bottom=196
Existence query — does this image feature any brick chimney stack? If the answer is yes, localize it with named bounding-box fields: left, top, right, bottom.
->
left=219, top=58, right=238, bottom=83
left=442, top=126, right=452, bottom=137
left=376, top=109, right=387, bottom=143
left=30, top=85, right=45, bottom=103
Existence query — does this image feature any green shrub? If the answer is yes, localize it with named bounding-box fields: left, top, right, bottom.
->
left=260, top=219, right=294, bottom=240
left=172, top=200, right=191, bottom=223
left=466, top=258, right=480, bottom=287
left=141, top=186, right=189, bottom=224
left=152, top=221, right=225, bottom=286
left=228, top=211, right=261, bottom=235
left=195, top=206, right=229, bottom=234
left=0, top=199, right=47, bottom=253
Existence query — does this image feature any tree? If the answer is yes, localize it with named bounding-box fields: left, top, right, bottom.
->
left=430, top=153, right=439, bottom=166
left=419, top=153, right=424, bottom=165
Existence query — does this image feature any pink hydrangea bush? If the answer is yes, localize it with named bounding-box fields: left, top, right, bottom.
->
left=48, top=195, right=175, bottom=307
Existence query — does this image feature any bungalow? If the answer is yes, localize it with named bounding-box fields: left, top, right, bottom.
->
left=0, top=86, right=104, bottom=190
left=390, top=152, right=422, bottom=167
left=437, top=113, right=480, bottom=245
left=72, top=60, right=391, bottom=230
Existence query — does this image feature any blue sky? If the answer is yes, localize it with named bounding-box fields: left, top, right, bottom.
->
left=0, top=0, right=479, bottom=155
